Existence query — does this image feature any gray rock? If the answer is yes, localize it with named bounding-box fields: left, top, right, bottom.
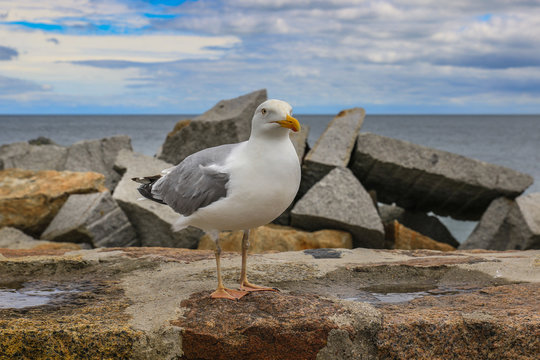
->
left=0, top=227, right=83, bottom=250
left=157, top=89, right=267, bottom=165
left=0, top=141, right=67, bottom=171
left=291, top=167, right=384, bottom=248
left=351, top=132, right=534, bottom=220
left=460, top=193, right=540, bottom=250
left=299, top=108, right=365, bottom=197
left=0, top=136, right=132, bottom=192
left=378, top=204, right=459, bottom=247
left=113, top=149, right=203, bottom=248
left=0, top=227, right=39, bottom=248
left=41, top=191, right=137, bottom=248
left=64, top=136, right=132, bottom=191
left=517, top=193, right=540, bottom=249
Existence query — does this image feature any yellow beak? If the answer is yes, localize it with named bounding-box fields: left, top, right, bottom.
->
left=274, top=114, right=301, bottom=132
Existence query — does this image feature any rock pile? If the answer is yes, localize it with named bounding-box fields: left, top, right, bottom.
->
left=291, top=167, right=384, bottom=248
left=299, top=107, right=365, bottom=197
left=0, top=89, right=538, bottom=251
left=378, top=204, right=459, bottom=247
left=0, top=135, right=132, bottom=190
left=460, top=192, right=540, bottom=250
left=351, top=132, right=533, bottom=220
left=41, top=191, right=137, bottom=248
left=0, top=169, right=106, bottom=236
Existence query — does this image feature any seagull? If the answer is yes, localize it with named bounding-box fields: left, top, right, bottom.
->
left=132, top=99, right=301, bottom=300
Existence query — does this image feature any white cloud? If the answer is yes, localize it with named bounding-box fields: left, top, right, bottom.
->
left=0, top=27, right=240, bottom=63
left=1, top=0, right=539, bottom=112
left=0, top=24, right=240, bottom=102
left=0, top=0, right=147, bottom=27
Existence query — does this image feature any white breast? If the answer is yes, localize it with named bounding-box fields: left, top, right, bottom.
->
left=186, top=138, right=301, bottom=231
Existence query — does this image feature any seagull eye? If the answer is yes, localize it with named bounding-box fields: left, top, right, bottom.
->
left=261, top=108, right=267, bottom=115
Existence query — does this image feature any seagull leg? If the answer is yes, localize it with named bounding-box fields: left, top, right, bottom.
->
left=210, top=238, right=248, bottom=300
left=239, top=229, right=279, bottom=292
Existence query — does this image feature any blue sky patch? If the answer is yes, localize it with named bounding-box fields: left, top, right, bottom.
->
left=143, top=0, right=193, bottom=6
left=144, top=13, right=179, bottom=19
left=477, top=14, right=492, bottom=22
left=4, top=21, right=65, bottom=32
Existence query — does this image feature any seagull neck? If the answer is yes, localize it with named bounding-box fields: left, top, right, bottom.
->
left=247, top=131, right=290, bottom=147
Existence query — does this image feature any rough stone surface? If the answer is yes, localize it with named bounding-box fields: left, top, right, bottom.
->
left=461, top=193, right=540, bottom=250
left=0, top=275, right=140, bottom=358
left=198, top=224, right=352, bottom=253
left=377, top=283, right=539, bottom=359
left=113, top=149, right=203, bottom=248
left=291, top=167, right=384, bottom=248
left=0, top=142, right=68, bottom=171
left=517, top=193, right=540, bottom=248
left=0, top=136, right=132, bottom=191
left=351, top=132, right=534, bottom=220
left=0, top=227, right=82, bottom=250
left=0, top=169, right=106, bottom=236
left=299, top=108, right=365, bottom=197
left=0, top=247, right=537, bottom=359
left=385, top=220, right=456, bottom=251
left=379, top=204, right=459, bottom=247
left=157, top=89, right=267, bottom=165
left=41, top=191, right=137, bottom=248
left=174, top=292, right=380, bottom=360
left=64, top=136, right=132, bottom=191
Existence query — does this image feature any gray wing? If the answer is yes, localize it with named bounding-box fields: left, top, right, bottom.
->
left=151, top=143, right=239, bottom=216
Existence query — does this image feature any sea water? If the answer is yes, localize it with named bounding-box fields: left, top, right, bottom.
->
left=1, top=114, right=538, bottom=242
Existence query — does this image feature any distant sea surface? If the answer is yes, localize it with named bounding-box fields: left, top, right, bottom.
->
left=1, top=114, right=538, bottom=242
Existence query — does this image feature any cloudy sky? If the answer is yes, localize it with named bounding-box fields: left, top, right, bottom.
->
left=1, top=0, right=540, bottom=114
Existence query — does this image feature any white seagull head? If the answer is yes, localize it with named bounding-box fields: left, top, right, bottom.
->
left=250, top=99, right=301, bottom=138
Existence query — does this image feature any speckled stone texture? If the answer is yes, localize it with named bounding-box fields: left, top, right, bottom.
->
left=0, top=135, right=132, bottom=191
left=0, top=169, right=106, bottom=236
left=0, top=247, right=538, bottom=359
left=461, top=193, right=540, bottom=250
left=377, top=283, right=539, bottom=360
left=0, top=279, right=139, bottom=359
left=299, top=108, right=365, bottom=198
left=41, top=191, right=137, bottom=247
left=351, top=132, right=533, bottom=220
left=173, top=291, right=380, bottom=360
left=291, top=167, right=384, bottom=248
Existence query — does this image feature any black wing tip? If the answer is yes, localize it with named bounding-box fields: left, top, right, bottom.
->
left=137, top=183, right=167, bottom=205
left=132, top=175, right=167, bottom=205
left=132, top=174, right=162, bottom=184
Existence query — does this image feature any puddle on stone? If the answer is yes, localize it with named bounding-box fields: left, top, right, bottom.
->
left=344, top=284, right=478, bottom=305
left=0, top=282, right=81, bottom=309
